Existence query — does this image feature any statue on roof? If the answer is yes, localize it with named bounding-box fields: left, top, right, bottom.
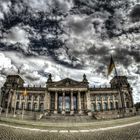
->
left=47, top=73, right=52, bottom=83
left=83, top=74, right=88, bottom=83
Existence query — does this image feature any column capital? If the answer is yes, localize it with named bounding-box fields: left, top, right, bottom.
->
left=78, top=91, right=82, bottom=114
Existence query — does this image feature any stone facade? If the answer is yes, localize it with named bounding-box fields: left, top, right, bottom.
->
left=0, top=74, right=135, bottom=119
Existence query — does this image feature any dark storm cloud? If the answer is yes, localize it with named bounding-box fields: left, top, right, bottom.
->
left=0, top=0, right=140, bottom=102
left=114, top=47, right=140, bottom=65
left=87, top=45, right=109, bottom=56
left=130, top=4, right=140, bottom=22
left=0, top=0, right=71, bottom=66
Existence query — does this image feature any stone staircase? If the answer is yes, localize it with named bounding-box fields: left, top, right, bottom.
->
left=44, top=114, right=95, bottom=123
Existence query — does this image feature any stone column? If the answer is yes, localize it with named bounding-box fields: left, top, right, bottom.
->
left=78, top=91, right=82, bottom=114
left=62, top=91, right=65, bottom=115
left=44, top=91, right=47, bottom=112
left=47, top=92, right=50, bottom=113
left=123, top=92, right=126, bottom=108
left=11, top=91, right=16, bottom=108
left=70, top=91, right=74, bottom=115
left=101, top=96, right=103, bottom=111
left=31, top=95, right=34, bottom=110
left=130, top=89, right=134, bottom=107
left=13, top=91, right=17, bottom=117
left=107, top=96, right=110, bottom=110
left=86, top=91, right=92, bottom=116
left=95, top=96, right=97, bottom=111
left=19, top=94, right=22, bottom=109
left=25, top=96, right=28, bottom=110
left=54, top=91, right=58, bottom=114
left=118, top=90, right=123, bottom=109
left=37, top=95, right=40, bottom=111
left=113, top=95, right=116, bottom=109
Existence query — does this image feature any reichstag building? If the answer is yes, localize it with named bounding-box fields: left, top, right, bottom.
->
left=0, top=74, right=135, bottom=119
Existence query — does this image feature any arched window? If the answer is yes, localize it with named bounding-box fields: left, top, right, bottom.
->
left=91, top=103, right=96, bottom=112
left=34, top=96, right=38, bottom=101
left=21, top=102, right=25, bottom=109
left=104, top=95, right=108, bottom=101
left=103, top=102, right=108, bottom=111
left=97, top=103, right=101, bottom=111
left=39, top=103, right=44, bottom=112
left=110, top=102, right=114, bottom=110
left=17, top=94, right=20, bottom=100
left=126, top=102, right=129, bottom=108
left=110, top=95, right=113, bottom=100
left=33, top=103, right=38, bottom=111
left=16, top=102, right=19, bottom=109
left=97, top=96, right=101, bottom=101
left=115, top=102, right=118, bottom=109
left=114, top=95, right=118, bottom=100
left=28, top=95, right=32, bottom=100
left=27, top=102, right=32, bottom=110
left=40, top=96, right=44, bottom=101
left=21, top=95, right=24, bottom=100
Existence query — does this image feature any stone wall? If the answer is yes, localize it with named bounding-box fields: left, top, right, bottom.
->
left=92, top=107, right=136, bottom=120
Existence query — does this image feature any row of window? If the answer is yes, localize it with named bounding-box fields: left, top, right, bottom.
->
left=91, top=102, right=118, bottom=111
left=16, top=102, right=44, bottom=111
left=91, top=95, right=118, bottom=101
left=16, top=94, right=44, bottom=101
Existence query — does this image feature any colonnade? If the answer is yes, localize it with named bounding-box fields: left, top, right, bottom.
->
left=48, top=90, right=86, bottom=115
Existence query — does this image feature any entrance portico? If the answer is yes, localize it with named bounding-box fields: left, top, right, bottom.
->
left=46, top=75, right=89, bottom=115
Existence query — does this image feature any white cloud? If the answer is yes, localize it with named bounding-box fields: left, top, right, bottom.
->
left=0, top=1, right=11, bottom=14
left=0, top=53, right=12, bottom=69
left=23, top=0, right=49, bottom=12
left=3, top=26, right=29, bottom=45
left=0, top=12, right=4, bottom=19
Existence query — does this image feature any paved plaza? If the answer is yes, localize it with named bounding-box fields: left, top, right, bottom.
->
left=0, top=116, right=140, bottom=140
left=0, top=123, right=140, bottom=140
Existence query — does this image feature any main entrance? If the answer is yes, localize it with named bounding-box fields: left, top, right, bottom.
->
left=58, top=94, right=78, bottom=113
left=65, top=96, right=70, bottom=112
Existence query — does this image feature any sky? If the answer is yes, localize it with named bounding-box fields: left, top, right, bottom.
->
left=0, top=0, right=140, bottom=103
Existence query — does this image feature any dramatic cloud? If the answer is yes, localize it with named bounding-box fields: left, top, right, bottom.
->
left=0, top=0, right=140, bottom=103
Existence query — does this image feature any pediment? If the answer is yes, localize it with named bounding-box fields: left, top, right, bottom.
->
left=55, top=78, right=80, bottom=87
left=48, top=78, right=88, bottom=88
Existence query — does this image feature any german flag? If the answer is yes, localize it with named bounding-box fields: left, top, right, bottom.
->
left=22, top=88, right=28, bottom=96
left=108, top=56, right=115, bottom=76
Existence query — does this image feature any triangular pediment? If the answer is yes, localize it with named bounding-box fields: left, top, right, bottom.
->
left=48, top=77, right=88, bottom=88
